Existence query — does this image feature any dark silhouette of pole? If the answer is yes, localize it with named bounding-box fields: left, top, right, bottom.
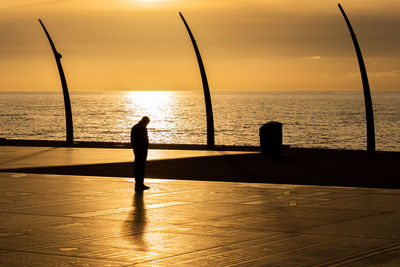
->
left=179, top=12, right=215, bottom=148
left=338, top=4, right=375, bottom=153
left=39, top=19, right=73, bottom=144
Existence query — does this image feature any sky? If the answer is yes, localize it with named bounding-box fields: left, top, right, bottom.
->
left=0, top=0, right=400, bottom=91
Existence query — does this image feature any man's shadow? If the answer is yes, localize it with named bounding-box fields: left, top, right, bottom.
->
left=125, top=191, right=148, bottom=251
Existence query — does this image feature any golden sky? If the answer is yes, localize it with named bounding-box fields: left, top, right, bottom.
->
left=1, top=0, right=400, bottom=91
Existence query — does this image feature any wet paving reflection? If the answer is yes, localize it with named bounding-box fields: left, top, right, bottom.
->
left=2, top=171, right=400, bottom=266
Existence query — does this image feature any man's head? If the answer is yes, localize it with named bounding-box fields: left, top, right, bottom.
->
left=140, top=116, right=150, bottom=126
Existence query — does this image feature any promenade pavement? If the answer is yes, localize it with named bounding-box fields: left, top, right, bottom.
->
left=0, top=146, right=252, bottom=169
left=1, top=146, right=400, bottom=266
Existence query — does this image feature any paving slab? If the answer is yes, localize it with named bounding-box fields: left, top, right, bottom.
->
left=1, top=171, right=400, bottom=266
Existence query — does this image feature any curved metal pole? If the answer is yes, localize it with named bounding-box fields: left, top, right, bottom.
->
left=39, top=19, right=74, bottom=144
left=338, top=4, right=375, bottom=153
left=179, top=12, right=215, bottom=148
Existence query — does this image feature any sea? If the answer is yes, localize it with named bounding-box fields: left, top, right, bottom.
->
left=0, top=90, right=399, bottom=151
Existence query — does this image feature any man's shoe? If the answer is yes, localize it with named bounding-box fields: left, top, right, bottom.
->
left=135, top=184, right=150, bottom=191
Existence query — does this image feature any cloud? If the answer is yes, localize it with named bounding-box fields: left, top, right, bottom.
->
left=0, top=0, right=67, bottom=10
left=370, top=70, right=400, bottom=77
left=303, top=56, right=321, bottom=60
left=349, top=70, right=400, bottom=77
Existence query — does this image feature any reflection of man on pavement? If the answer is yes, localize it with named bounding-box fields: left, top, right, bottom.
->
left=131, top=116, right=150, bottom=191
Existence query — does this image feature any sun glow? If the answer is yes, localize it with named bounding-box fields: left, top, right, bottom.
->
left=129, top=0, right=172, bottom=7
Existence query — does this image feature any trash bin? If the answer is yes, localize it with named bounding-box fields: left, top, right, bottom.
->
left=259, top=121, right=282, bottom=155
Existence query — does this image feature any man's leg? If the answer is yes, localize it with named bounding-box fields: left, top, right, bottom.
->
left=134, top=153, right=149, bottom=191
left=134, top=159, right=144, bottom=184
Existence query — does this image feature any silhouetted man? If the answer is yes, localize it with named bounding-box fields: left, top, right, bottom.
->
left=131, top=116, right=150, bottom=191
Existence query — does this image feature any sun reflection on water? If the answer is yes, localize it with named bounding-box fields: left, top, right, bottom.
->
left=125, top=91, right=177, bottom=120
left=124, top=91, right=183, bottom=143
